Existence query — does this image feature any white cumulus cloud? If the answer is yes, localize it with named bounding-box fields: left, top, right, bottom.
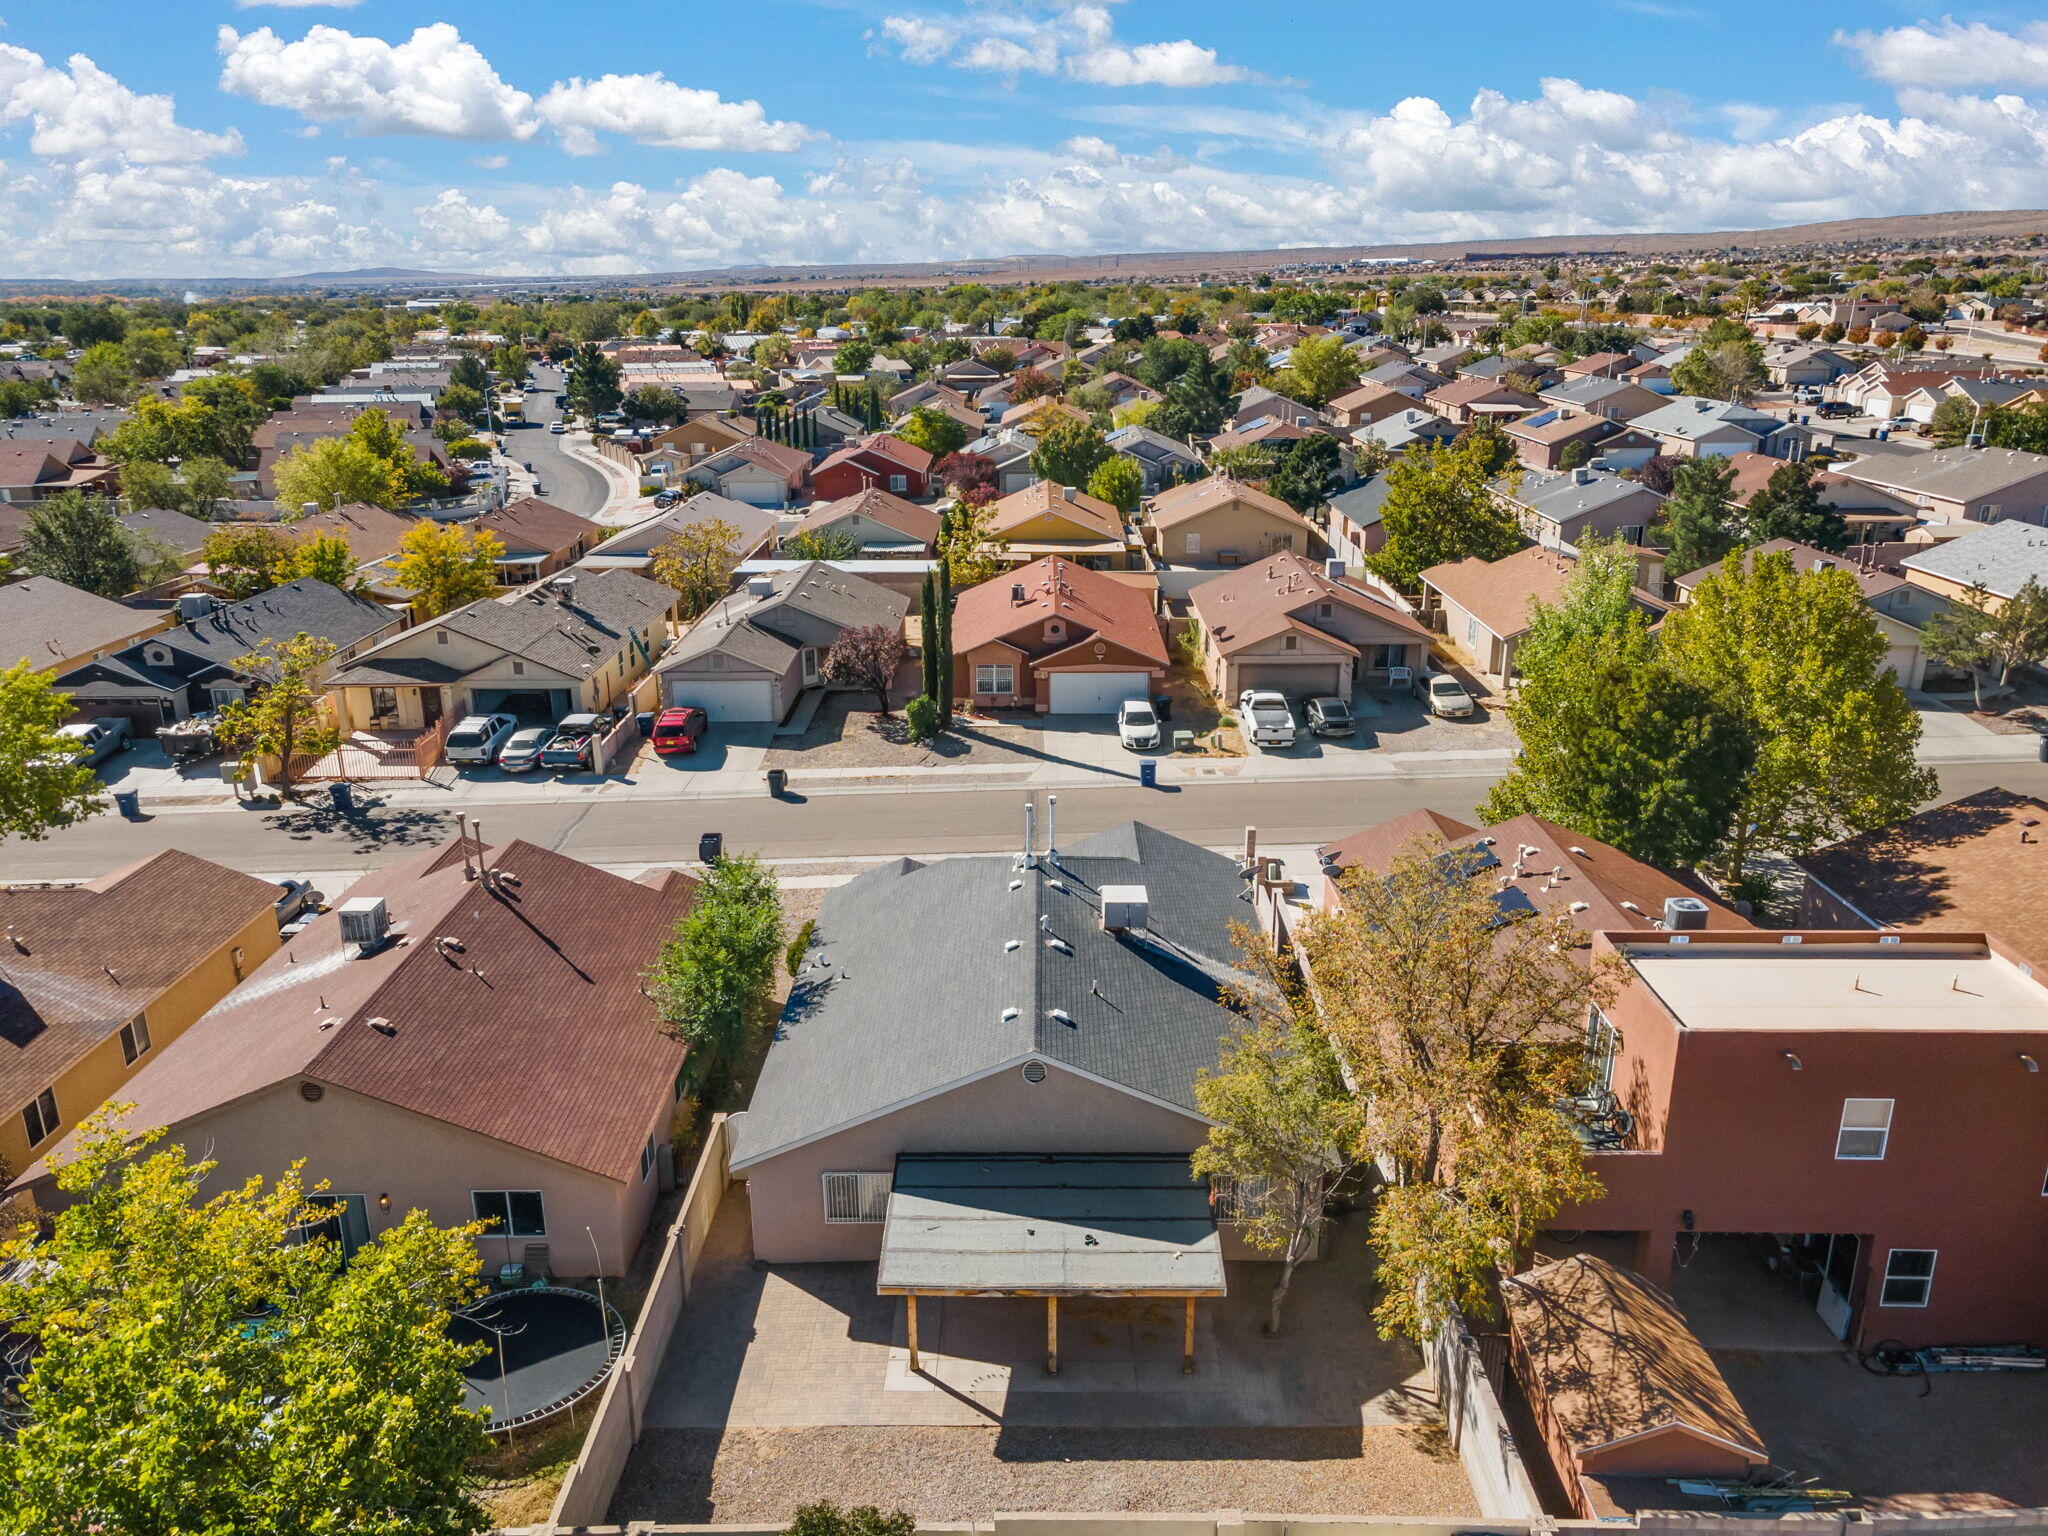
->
left=0, top=44, right=242, bottom=164
left=876, top=2, right=1252, bottom=87
left=536, top=73, right=815, bottom=154
left=1836, top=18, right=2048, bottom=91
left=217, top=22, right=538, bottom=141
left=1066, top=39, right=1248, bottom=88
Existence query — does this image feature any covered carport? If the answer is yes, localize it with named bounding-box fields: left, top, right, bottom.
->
left=876, top=1152, right=1226, bottom=1377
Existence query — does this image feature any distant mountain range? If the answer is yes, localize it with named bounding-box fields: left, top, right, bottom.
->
left=7, top=209, right=2046, bottom=296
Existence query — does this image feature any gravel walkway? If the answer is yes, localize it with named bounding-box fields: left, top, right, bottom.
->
left=611, top=1426, right=1477, bottom=1524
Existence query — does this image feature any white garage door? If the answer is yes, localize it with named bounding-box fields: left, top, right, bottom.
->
left=1048, top=671, right=1151, bottom=714
left=667, top=678, right=775, bottom=721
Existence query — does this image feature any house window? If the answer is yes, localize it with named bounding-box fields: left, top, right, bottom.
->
left=1184, top=533, right=1201, bottom=556
left=436, top=629, right=450, bottom=644
left=368, top=687, right=399, bottom=726
left=1879, top=1248, right=1937, bottom=1308
left=823, top=1171, right=892, bottom=1223
left=1318, top=604, right=1333, bottom=618
left=471, top=1190, right=547, bottom=1237
left=511, top=660, right=525, bottom=676
left=21, top=1087, right=58, bottom=1148
left=1586, top=1007, right=1620, bottom=1089
left=976, top=663, right=1016, bottom=695
left=299, top=1194, right=371, bottom=1260
left=1465, top=617, right=1479, bottom=647
left=640, top=1136, right=657, bottom=1182
left=119, top=1014, right=152, bottom=1065
left=1836, top=1098, right=1893, bottom=1160
left=888, top=475, right=908, bottom=493
left=1209, top=1174, right=1272, bottom=1222
left=1282, top=635, right=1297, bottom=651
left=710, top=652, right=727, bottom=670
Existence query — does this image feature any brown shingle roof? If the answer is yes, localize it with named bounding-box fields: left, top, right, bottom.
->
left=0, top=850, right=278, bottom=1110
left=0, top=576, right=161, bottom=668
left=473, top=496, right=603, bottom=558
left=1189, top=550, right=1429, bottom=654
left=1503, top=1254, right=1768, bottom=1465
left=21, top=839, right=695, bottom=1187
left=1147, top=474, right=1314, bottom=534
left=1421, top=546, right=1578, bottom=640
left=1796, top=787, right=2048, bottom=967
left=988, top=481, right=1122, bottom=541
left=952, top=555, right=1167, bottom=666
left=795, top=487, right=942, bottom=545
left=816, top=433, right=936, bottom=476
left=291, top=501, right=423, bottom=566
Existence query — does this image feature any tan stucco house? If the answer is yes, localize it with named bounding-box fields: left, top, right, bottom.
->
left=0, top=850, right=280, bottom=1182
left=1188, top=550, right=1430, bottom=699
left=1145, top=475, right=1323, bottom=568
left=15, top=838, right=697, bottom=1277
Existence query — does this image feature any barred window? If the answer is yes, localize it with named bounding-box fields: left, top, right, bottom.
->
left=822, top=1171, right=891, bottom=1223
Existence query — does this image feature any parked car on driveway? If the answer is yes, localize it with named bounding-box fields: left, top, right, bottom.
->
left=497, top=726, right=553, bottom=773
left=54, top=717, right=131, bottom=768
left=540, top=712, right=605, bottom=770
left=443, top=712, right=517, bottom=766
left=1304, top=696, right=1355, bottom=736
left=1422, top=673, right=1476, bottom=718
left=1814, top=400, right=1855, bottom=419
left=1116, top=697, right=1161, bottom=751
left=1237, top=690, right=1299, bottom=748
left=652, top=706, right=708, bottom=755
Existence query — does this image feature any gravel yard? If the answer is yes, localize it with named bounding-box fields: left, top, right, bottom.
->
left=613, top=1425, right=1477, bottom=1524
left=766, top=695, right=1052, bottom=771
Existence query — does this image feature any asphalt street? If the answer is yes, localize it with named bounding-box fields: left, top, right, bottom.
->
left=5, top=762, right=2045, bottom=884
left=511, top=365, right=609, bottom=517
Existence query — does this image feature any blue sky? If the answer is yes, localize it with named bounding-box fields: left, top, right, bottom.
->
left=5, top=2, right=2048, bottom=277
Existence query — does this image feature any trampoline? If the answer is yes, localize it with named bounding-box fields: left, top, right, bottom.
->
left=452, top=1286, right=625, bottom=1435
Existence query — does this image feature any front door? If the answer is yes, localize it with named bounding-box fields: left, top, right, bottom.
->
left=1817, top=1233, right=1860, bottom=1340
left=420, top=688, right=444, bottom=728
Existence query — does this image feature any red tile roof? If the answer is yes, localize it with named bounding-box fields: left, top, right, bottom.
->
left=952, top=555, right=1167, bottom=667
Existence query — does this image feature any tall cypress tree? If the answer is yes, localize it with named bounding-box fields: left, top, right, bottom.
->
left=919, top=568, right=940, bottom=704
left=936, top=557, right=954, bottom=727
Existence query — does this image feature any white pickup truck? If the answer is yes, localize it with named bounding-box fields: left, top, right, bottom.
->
left=1237, top=689, right=1299, bottom=748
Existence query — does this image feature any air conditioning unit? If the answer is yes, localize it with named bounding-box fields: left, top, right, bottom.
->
left=337, top=896, right=390, bottom=948
left=1663, top=896, right=1710, bottom=931
left=1100, top=884, right=1150, bottom=933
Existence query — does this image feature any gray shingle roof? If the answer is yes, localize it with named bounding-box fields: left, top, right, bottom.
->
left=1898, top=519, right=2048, bottom=598
left=1495, top=466, right=1662, bottom=525
left=730, top=822, right=1252, bottom=1169
left=0, top=576, right=158, bottom=669
left=1841, top=445, right=2048, bottom=503
left=1631, top=396, right=1783, bottom=442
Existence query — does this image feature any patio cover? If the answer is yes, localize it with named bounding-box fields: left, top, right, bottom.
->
left=876, top=1153, right=1226, bottom=1297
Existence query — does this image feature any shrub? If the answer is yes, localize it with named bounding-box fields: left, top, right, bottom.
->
left=905, top=693, right=942, bottom=743
left=785, top=918, right=816, bottom=977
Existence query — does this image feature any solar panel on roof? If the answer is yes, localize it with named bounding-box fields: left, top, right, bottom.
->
left=1489, top=886, right=1538, bottom=926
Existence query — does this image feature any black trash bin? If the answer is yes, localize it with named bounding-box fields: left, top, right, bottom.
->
left=698, top=830, right=724, bottom=865
left=1139, top=758, right=1157, bottom=789
left=766, top=767, right=788, bottom=797
left=636, top=710, right=656, bottom=737
left=1153, top=693, right=1173, bottom=722
left=113, top=789, right=141, bottom=819
left=328, top=781, right=354, bottom=813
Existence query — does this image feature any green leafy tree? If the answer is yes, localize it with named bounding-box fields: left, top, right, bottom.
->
left=121, top=325, right=185, bottom=381
left=273, top=437, right=401, bottom=513
left=1300, top=847, right=1621, bottom=1342
left=119, top=456, right=236, bottom=521
left=1365, top=439, right=1521, bottom=590
left=1029, top=418, right=1112, bottom=489
left=832, top=338, right=877, bottom=376
left=1670, top=333, right=1767, bottom=402
left=895, top=405, right=969, bottom=460
left=1453, top=415, right=1518, bottom=477
left=1191, top=940, right=1361, bottom=1336
left=286, top=530, right=360, bottom=590
left=645, top=852, right=785, bottom=1073
left=565, top=343, right=623, bottom=418
left=0, top=1114, right=491, bottom=1536
left=1926, top=394, right=1980, bottom=447
left=438, top=384, right=486, bottom=424
left=0, top=661, right=106, bottom=840
left=1272, top=334, right=1362, bottom=408
left=19, top=492, right=142, bottom=596
left=490, top=341, right=529, bottom=384
left=781, top=527, right=859, bottom=562
left=71, top=341, right=131, bottom=405
left=392, top=521, right=503, bottom=617
left=1921, top=578, right=2048, bottom=709
left=1656, top=456, right=1739, bottom=577
left=650, top=517, right=743, bottom=619
left=1660, top=549, right=1935, bottom=885
left=1742, top=460, right=1847, bottom=552
left=1555, top=439, right=1595, bottom=473
left=1266, top=435, right=1346, bottom=514
left=214, top=633, right=343, bottom=800
left=1086, top=454, right=1144, bottom=514
left=202, top=525, right=298, bottom=601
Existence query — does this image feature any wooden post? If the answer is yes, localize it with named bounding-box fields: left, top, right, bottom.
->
left=1046, top=1295, right=1060, bottom=1375
left=1183, top=1296, right=1196, bottom=1374
left=906, top=1293, right=920, bottom=1374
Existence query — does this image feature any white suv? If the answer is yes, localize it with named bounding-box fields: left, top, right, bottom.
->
left=444, top=712, right=518, bottom=765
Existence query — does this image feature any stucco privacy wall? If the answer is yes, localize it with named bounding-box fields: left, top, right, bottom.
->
left=549, top=1115, right=733, bottom=1528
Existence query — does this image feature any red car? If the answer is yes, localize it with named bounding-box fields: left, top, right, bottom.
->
left=652, top=706, right=709, bottom=755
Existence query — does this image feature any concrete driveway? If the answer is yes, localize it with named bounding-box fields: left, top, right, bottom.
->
left=1911, top=699, right=2043, bottom=762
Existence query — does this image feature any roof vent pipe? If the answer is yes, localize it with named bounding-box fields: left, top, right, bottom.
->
left=1023, top=800, right=1034, bottom=866
left=1046, top=794, right=1057, bottom=866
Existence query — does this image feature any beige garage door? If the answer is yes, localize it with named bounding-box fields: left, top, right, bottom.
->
left=1235, top=663, right=1343, bottom=698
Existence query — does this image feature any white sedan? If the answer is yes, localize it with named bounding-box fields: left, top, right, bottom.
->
left=1423, top=674, right=1476, bottom=718
left=1117, top=697, right=1162, bottom=751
